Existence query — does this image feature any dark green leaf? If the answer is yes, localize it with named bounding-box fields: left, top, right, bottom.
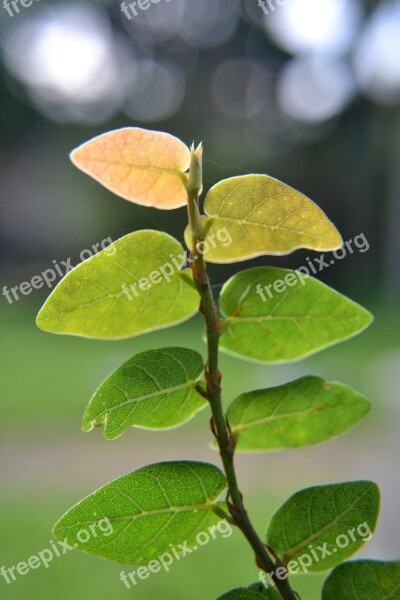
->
left=322, top=560, right=400, bottom=599
left=267, top=481, right=380, bottom=572
left=226, top=377, right=370, bottom=451
left=83, top=347, right=207, bottom=440
left=53, top=461, right=227, bottom=564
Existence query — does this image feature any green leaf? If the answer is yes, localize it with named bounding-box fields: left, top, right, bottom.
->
left=53, top=461, right=226, bottom=564
left=185, top=175, right=342, bottom=263
left=267, top=481, right=380, bottom=572
left=217, top=584, right=280, bottom=599
left=219, top=267, right=373, bottom=363
left=37, top=230, right=199, bottom=339
left=322, top=560, right=400, bottom=599
left=225, top=377, right=370, bottom=452
left=83, top=347, right=207, bottom=440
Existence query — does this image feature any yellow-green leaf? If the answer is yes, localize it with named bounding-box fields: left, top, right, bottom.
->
left=70, top=127, right=190, bottom=209
left=185, top=175, right=342, bottom=262
left=219, top=267, right=373, bottom=363
left=36, top=230, right=199, bottom=339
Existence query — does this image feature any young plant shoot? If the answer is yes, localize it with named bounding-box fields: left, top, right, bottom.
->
left=37, top=127, right=398, bottom=599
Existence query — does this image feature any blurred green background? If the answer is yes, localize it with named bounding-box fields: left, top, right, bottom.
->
left=1, top=0, right=399, bottom=598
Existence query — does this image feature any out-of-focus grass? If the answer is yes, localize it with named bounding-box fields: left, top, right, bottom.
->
left=0, top=492, right=323, bottom=600
left=1, top=301, right=399, bottom=599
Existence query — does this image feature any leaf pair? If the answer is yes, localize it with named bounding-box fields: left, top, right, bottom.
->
left=218, top=482, right=382, bottom=599
left=53, top=474, right=380, bottom=575
left=81, top=347, right=369, bottom=446
left=37, top=235, right=372, bottom=364
left=71, top=127, right=343, bottom=260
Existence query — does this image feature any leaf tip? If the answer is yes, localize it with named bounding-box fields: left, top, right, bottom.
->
left=69, top=146, right=79, bottom=165
left=331, top=229, right=344, bottom=250
left=81, top=417, right=94, bottom=434
left=35, top=305, right=49, bottom=332
left=69, top=139, right=90, bottom=172
left=52, top=514, right=65, bottom=541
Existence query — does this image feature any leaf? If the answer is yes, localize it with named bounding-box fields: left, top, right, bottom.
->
left=184, top=175, right=342, bottom=262
left=267, top=481, right=380, bottom=572
left=322, top=560, right=400, bottom=599
left=225, top=377, right=370, bottom=452
left=70, top=128, right=190, bottom=209
left=217, top=585, right=280, bottom=599
left=219, top=267, right=373, bottom=363
left=83, top=347, right=207, bottom=440
left=36, top=230, right=199, bottom=339
left=53, top=461, right=226, bottom=564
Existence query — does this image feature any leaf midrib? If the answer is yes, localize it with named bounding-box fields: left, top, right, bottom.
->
left=226, top=315, right=366, bottom=324
left=232, top=401, right=367, bottom=433
left=85, top=157, right=187, bottom=178
left=207, top=214, right=334, bottom=243
left=281, top=488, right=372, bottom=563
left=59, top=502, right=220, bottom=530
left=39, top=270, right=190, bottom=321
left=90, top=381, right=198, bottom=421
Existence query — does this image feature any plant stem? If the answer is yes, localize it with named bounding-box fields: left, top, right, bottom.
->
left=186, top=171, right=298, bottom=600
